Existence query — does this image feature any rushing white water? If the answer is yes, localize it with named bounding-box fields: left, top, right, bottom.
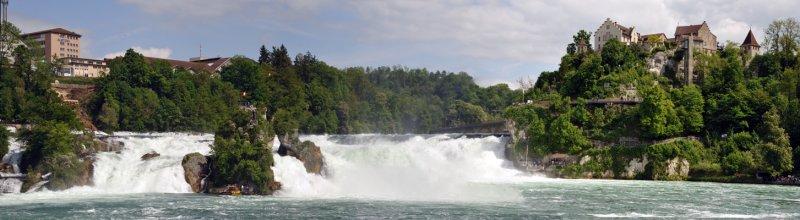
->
left=273, top=134, right=543, bottom=201
left=14, top=132, right=540, bottom=201
left=69, top=132, right=213, bottom=193
left=3, top=133, right=799, bottom=219
left=1, top=138, right=24, bottom=193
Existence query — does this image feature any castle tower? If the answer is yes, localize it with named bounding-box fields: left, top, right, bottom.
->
left=741, top=29, right=760, bottom=65
left=684, top=35, right=694, bottom=85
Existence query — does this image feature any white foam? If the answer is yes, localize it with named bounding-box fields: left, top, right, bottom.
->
left=68, top=132, right=213, bottom=194
left=272, top=134, right=543, bottom=201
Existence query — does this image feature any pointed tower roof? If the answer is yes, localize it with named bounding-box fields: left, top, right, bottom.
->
left=742, top=29, right=759, bottom=47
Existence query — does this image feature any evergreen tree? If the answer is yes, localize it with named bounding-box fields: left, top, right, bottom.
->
left=271, top=45, right=292, bottom=69
left=258, top=45, right=271, bottom=65
left=758, top=107, right=793, bottom=176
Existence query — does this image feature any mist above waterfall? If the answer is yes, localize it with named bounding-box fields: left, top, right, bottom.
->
left=274, top=134, right=544, bottom=202
left=12, top=132, right=543, bottom=203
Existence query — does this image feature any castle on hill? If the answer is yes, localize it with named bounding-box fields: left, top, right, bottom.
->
left=592, top=18, right=760, bottom=85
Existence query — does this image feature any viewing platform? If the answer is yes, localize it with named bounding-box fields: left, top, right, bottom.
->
left=432, top=120, right=510, bottom=137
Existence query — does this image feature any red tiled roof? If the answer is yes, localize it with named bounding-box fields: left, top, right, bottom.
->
left=190, top=57, right=231, bottom=72
left=614, top=23, right=634, bottom=38
left=21, top=28, right=82, bottom=37
left=742, top=29, right=759, bottom=47
left=675, top=22, right=706, bottom=36
left=145, top=57, right=215, bottom=73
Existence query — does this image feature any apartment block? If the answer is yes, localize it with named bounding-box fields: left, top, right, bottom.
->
left=21, top=28, right=81, bottom=60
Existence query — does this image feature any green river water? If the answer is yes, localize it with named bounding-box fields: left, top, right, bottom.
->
left=0, top=134, right=798, bottom=219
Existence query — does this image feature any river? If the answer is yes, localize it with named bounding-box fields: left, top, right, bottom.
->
left=0, top=133, right=798, bottom=218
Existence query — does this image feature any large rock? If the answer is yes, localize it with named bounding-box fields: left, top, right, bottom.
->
left=278, top=132, right=324, bottom=174
left=664, top=157, right=690, bottom=180
left=623, top=156, right=649, bottom=179
left=94, top=137, right=124, bottom=153
left=181, top=153, right=209, bottom=193
left=140, top=151, right=160, bottom=161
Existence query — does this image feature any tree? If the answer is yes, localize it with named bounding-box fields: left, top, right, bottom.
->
left=670, top=85, right=704, bottom=133
left=601, top=39, right=637, bottom=71
left=18, top=122, right=88, bottom=190
left=763, top=18, right=800, bottom=54
left=258, top=45, right=271, bottom=65
left=208, top=110, right=277, bottom=195
left=0, top=127, right=8, bottom=158
left=445, top=100, right=491, bottom=127
left=567, top=30, right=592, bottom=54
left=639, top=85, right=683, bottom=138
left=270, top=45, right=292, bottom=69
left=548, top=114, right=590, bottom=154
left=757, top=108, right=793, bottom=176
left=722, top=150, right=755, bottom=175
left=91, top=50, right=240, bottom=132
left=97, top=97, right=120, bottom=131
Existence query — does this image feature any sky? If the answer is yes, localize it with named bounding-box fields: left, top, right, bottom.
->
left=8, top=0, right=800, bottom=87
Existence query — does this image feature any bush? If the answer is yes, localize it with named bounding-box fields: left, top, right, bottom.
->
left=208, top=110, right=277, bottom=194
left=644, top=139, right=705, bottom=179
left=0, top=127, right=8, bottom=158
left=721, top=150, right=755, bottom=175
left=645, top=139, right=704, bottom=163
left=19, top=122, right=77, bottom=171
left=18, top=122, right=88, bottom=190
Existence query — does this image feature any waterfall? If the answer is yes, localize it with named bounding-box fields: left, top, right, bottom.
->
left=11, top=132, right=540, bottom=201
left=1, top=138, right=24, bottom=193
left=76, top=132, right=213, bottom=193
left=273, top=134, right=542, bottom=201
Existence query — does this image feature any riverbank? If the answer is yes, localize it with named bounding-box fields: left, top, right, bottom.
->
left=503, top=119, right=800, bottom=187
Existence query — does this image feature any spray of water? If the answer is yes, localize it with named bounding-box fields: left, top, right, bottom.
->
left=9, top=132, right=543, bottom=202
left=273, top=134, right=545, bottom=201
left=69, top=133, right=213, bottom=193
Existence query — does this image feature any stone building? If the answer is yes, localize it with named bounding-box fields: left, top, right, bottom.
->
left=594, top=18, right=639, bottom=51
left=674, top=22, right=718, bottom=85
left=740, top=29, right=760, bottom=65
left=674, top=22, right=718, bottom=52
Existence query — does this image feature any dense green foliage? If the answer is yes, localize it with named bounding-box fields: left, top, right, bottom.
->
left=0, top=23, right=80, bottom=128
left=219, top=45, right=516, bottom=135
left=512, top=18, right=800, bottom=181
left=0, top=127, right=8, bottom=158
left=88, top=49, right=241, bottom=132
left=208, top=110, right=277, bottom=194
left=18, top=122, right=90, bottom=190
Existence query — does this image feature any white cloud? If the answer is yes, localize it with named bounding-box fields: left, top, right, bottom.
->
left=104, top=46, right=172, bottom=59
left=115, top=0, right=800, bottom=85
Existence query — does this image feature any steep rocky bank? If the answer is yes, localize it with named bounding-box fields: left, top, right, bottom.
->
left=504, top=120, right=691, bottom=180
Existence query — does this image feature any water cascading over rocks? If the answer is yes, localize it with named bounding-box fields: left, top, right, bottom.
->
left=278, top=129, right=324, bottom=174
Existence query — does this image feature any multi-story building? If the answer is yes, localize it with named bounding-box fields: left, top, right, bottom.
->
left=20, top=28, right=109, bottom=77
left=59, top=57, right=108, bottom=77
left=594, top=18, right=639, bottom=51
left=20, top=28, right=81, bottom=60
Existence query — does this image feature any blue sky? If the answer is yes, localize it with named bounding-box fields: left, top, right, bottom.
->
left=9, top=0, right=800, bottom=86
